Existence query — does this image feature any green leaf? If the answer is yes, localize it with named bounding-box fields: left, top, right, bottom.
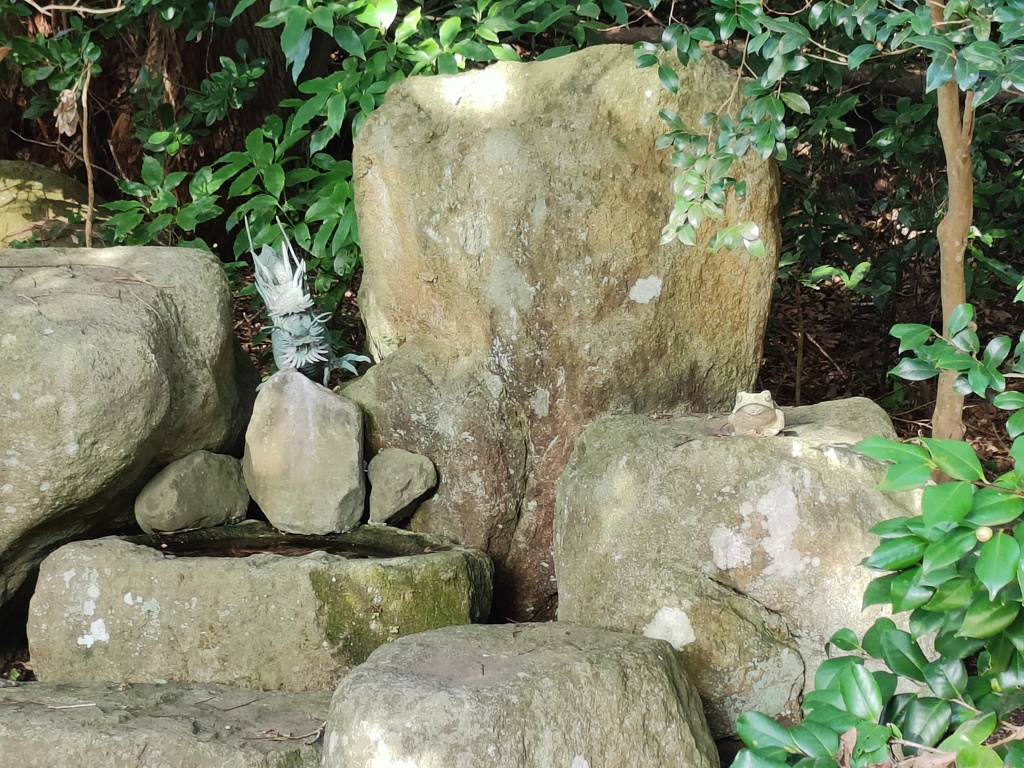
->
left=961, top=40, right=1003, bottom=70
left=890, top=568, right=933, bottom=612
left=925, top=54, right=955, bottom=92
left=919, top=438, right=984, bottom=481
left=890, top=357, right=939, bottom=381
left=1009, top=410, right=1024, bottom=439
left=658, top=64, right=680, bottom=93
left=855, top=436, right=930, bottom=464
left=779, top=92, right=809, bottom=114
left=936, top=712, right=996, bottom=752
left=436, top=52, right=458, bottom=74
left=357, top=0, right=398, bottom=30
left=828, top=628, right=861, bottom=652
left=948, top=303, right=975, bottom=336
left=879, top=628, right=929, bottom=681
left=140, top=154, right=164, bottom=189
left=736, top=711, right=797, bottom=753
left=921, top=529, right=977, bottom=575
left=922, top=481, right=975, bottom=530
left=334, top=25, right=365, bottom=59
left=890, top=323, right=936, bottom=352
left=878, top=460, right=934, bottom=491
left=935, top=627, right=983, bottom=658
left=959, top=594, right=1020, bottom=639
left=788, top=720, right=839, bottom=759
left=863, top=536, right=927, bottom=571
left=976, top=532, right=1021, bottom=600
left=452, top=40, right=493, bottom=61
left=838, top=662, right=884, bottom=721
left=535, top=46, right=572, bottom=62
left=846, top=43, right=876, bottom=69
left=862, top=572, right=897, bottom=608
left=966, top=487, right=1024, bottom=527
left=262, top=164, right=285, bottom=199
left=954, top=744, right=1004, bottom=768
left=891, top=696, right=950, bottom=747
left=729, top=750, right=790, bottom=768
left=924, top=577, right=975, bottom=612
left=923, top=657, right=968, bottom=698
left=438, top=15, right=461, bottom=49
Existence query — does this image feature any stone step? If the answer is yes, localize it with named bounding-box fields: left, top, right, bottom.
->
left=0, top=681, right=329, bottom=767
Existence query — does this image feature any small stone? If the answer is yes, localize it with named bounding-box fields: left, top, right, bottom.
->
left=367, top=448, right=437, bottom=526
left=243, top=371, right=365, bottom=534
left=134, top=451, right=249, bottom=534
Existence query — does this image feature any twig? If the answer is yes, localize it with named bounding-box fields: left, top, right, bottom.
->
left=21, top=0, right=125, bottom=16
left=81, top=64, right=94, bottom=247
left=802, top=331, right=846, bottom=375
left=10, top=130, right=119, bottom=183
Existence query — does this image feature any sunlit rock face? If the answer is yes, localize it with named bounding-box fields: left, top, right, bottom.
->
left=350, top=44, right=781, bottom=620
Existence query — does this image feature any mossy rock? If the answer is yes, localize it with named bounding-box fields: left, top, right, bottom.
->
left=28, top=526, right=493, bottom=690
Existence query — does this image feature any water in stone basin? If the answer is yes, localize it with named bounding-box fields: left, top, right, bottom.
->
left=127, top=519, right=450, bottom=559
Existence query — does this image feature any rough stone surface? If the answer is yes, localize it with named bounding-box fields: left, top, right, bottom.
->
left=0, top=160, right=93, bottom=247
left=0, top=681, right=328, bottom=767
left=134, top=450, right=249, bottom=534
left=28, top=529, right=492, bottom=690
left=324, top=622, right=719, bottom=768
left=351, top=44, right=780, bottom=620
left=367, top=447, right=438, bottom=525
left=554, top=397, right=916, bottom=737
left=0, top=247, right=258, bottom=613
left=243, top=370, right=364, bottom=534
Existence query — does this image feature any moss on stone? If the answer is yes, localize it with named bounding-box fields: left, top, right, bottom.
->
left=308, top=556, right=480, bottom=667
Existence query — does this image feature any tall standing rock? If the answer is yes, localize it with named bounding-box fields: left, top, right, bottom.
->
left=349, top=45, right=780, bottom=619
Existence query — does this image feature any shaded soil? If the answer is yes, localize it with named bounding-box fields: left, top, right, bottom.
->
left=758, top=260, right=1024, bottom=475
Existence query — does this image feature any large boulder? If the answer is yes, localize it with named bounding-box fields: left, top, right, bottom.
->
left=349, top=44, right=780, bottom=620
left=28, top=527, right=492, bottom=690
left=0, top=682, right=328, bottom=768
left=554, top=398, right=916, bottom=737
left=0, top=247, right=257, bottom=613
left=324, top=622, right=719, bottom=768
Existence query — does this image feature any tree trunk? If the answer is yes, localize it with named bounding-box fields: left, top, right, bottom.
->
left=930, top=0, right=975, bottom=442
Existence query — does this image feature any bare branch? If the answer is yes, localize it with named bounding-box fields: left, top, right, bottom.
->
left=21, top=0, right=125, bottom=17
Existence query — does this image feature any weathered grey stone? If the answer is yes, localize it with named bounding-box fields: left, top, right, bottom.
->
left=0, top=161, right=93, bottom=247
left=351, top=44, right=779, bottom=620
left=28, top=528, right=492, bottom=690
left=343, top=341, right=529, bottom=582
left=324, top=622, right=719, bottom=768
left=0, top=247, right=258, bottom=612
left=243, top=371, right=364, bottom=534
left=0, top=681, right=328, bottom=767
left=554, top=397, right=916, bottom=737
left=367, top=447, right=437, bottom=525
left=134, top=450, right=249, bottom=534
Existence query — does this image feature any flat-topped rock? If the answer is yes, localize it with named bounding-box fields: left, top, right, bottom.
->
left=325, top=622, right=719, bottom=768
left=555, top=397, right=916, bottom=736
left=28, top=525, right=492, bottom=690
left=0, top=681, right=329, bottom=767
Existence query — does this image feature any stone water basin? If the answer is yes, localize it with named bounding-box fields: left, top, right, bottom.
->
left=27, top=521, right=492, bottom=690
